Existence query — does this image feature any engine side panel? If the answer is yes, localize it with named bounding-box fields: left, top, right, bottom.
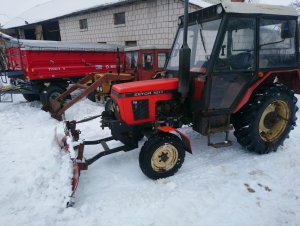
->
left=111, top=79, right=179, bottom=125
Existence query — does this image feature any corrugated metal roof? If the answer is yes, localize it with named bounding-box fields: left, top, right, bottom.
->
left=1, top=32, right=124, bottom=51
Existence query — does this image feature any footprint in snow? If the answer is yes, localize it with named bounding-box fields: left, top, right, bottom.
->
left=257, top=183, right=272, bottom=192
left=244, top=183, right=255, bottom=193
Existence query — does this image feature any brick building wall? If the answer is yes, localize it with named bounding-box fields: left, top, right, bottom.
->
left=58, top=0, right=200, bottom=47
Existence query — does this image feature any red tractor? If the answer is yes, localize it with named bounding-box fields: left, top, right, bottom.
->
left=60, top=1, right=300, bottom=206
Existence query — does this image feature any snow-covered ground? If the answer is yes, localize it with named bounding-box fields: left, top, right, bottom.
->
left=0, top=94, right=299, bottom=226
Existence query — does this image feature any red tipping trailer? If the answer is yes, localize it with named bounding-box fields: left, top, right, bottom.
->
left=0, top=32, right=124, bottom=102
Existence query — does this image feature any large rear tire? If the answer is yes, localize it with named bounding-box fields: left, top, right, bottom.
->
left=232, top=84, right=298, bottom=154
left=139, top=133, right=185, bottom=179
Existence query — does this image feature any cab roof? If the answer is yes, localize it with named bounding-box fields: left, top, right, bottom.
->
left=221, top=2, right=298, bottom=17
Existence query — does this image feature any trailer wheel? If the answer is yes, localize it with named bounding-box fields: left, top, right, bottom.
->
left=232, top=84, right=298, bottom=154
left=22, top=94, right=40, bottom=102
left=139, top=133, right=185, bottom=179
left=40, top=85, right=65, bottom=106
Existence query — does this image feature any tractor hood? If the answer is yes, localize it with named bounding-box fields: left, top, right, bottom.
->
left=111, top=78, right=178, bottom=95
left=110, top=78, right=179, bottom=125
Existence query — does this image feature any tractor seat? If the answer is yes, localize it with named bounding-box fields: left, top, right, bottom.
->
left=228, top=52, right=253, bottom=70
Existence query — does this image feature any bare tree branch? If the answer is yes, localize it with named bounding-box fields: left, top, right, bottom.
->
left=291, top=0, right=300, bottom=12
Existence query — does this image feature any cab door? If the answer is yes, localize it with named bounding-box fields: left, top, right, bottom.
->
left=208, top=17, right=257, bottom=111
left=139, top=49, right=155, bottom=81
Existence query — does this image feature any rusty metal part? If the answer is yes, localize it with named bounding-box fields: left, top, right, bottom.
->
left=46, top=72, right=134, bottom=120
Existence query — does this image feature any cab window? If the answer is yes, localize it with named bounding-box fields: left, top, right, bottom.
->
left=259, top=19, right=296, bottom=68
left=125, top=51, right=138, bottom=69
left=158, top=53, right=167, bottom=68
left=214, top=17, right=256, bottom=72
left=143, top=53, right=153, bottom=70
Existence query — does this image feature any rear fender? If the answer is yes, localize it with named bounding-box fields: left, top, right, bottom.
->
left=277, top=71, right=300, bottom=94
left=234, top=69, right=300, bottom=113
left=158, top=126, right=192, bottom=153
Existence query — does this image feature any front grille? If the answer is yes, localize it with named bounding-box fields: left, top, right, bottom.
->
left=132, top=99, right=149, bottom=120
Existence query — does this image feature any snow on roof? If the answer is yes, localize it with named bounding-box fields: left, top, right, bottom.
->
left=4, top=0, right=127, bottom=29
left=1, top=32, right=124, bottom=52
left=4, top=0, right=296, bottom=29
left=4, top=0, right=212, bottom=29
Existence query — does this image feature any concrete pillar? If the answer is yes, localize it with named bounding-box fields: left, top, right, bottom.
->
left=35, top=24, right=44, bottom=40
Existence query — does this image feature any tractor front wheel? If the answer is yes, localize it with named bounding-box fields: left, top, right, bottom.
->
left=139, top=133, right=185, bottom=179
left=232, top=84, right=298, bottom=154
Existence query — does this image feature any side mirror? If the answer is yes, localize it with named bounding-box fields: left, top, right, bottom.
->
left=281, top=20, right=296, bottom=39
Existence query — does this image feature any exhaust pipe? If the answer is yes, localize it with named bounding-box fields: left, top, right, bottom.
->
left=178, top=0, right=191, bottom=100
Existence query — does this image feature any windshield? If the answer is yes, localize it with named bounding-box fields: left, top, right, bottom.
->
left=166, top=19, right=221, bottom=74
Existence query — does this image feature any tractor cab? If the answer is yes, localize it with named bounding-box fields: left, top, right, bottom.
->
left=124, top=46, right=169, bottom=81
left=166, top=2, right=299, bottom=116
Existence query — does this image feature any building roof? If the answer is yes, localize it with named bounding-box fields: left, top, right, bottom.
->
left=3, top=0, right=212, bottom=29
left=0, top=32, right=124, bottom=51
left=4, top=0, right=296, bottom=29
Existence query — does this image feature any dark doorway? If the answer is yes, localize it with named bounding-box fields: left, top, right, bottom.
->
left=42, top=21, right=61, bottom=41
left=24, top=29, right=36, bottom=40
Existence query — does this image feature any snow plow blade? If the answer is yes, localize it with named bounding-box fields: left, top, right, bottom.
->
left=44, top=72, right=134, bottom=121
left=56, top=115, right=134, bottom=207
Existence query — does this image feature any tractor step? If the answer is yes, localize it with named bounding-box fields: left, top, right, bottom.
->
left=208, top=139, right=232, bottom=148
left=207, top=125, right=233, bottom=148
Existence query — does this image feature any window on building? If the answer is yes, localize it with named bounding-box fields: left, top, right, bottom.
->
left=79, top=19, right=88, bottom=30
left=98, top=42, right=107, bottom=44
left=158, top=53, right=167, bottom=68
left=114, top=12, right=125, bottom=25
left=125, top=41, right=137, bottom=47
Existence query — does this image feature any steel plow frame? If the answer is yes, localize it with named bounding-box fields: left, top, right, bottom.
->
left=55, top=115, right=134, bottom=207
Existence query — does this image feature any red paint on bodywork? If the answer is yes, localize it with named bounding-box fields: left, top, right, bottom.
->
left=5, top=46, right=124, bottom=80
left=111, top=78, right=179, bottom=125
left=193, top=77, right=204, bottom=100
left=158, top=126, right=192, bottom=153
left=234, top=69, right=300, bottom=113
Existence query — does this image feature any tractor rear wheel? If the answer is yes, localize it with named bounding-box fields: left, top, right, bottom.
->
left=139, top=133, right=185, bottom=179
left=232, top=84, right=298, bottom=154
